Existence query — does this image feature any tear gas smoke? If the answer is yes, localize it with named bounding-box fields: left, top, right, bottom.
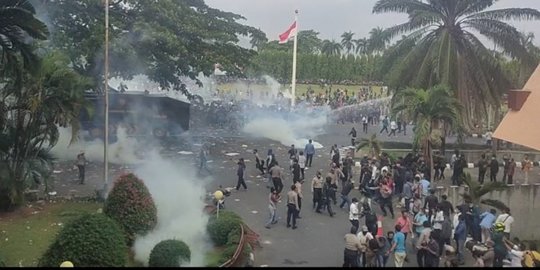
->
left=51, top=127, right=142, bottom=164
left=242, top=103, right=328, bottom=149
left=132, top=152, right=211, bottom=267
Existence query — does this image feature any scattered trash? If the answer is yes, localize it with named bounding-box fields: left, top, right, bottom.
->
left=48, top=191, right=57, bottom=196
left=207, top=160, right=213, bottom=163
left=251, top=210, right=258, bottom=214
left=5, top=238, right=8, bottom=241
left=234, top=199, right=240, bottom=202
left=262, top=240, right=272, bottom=244
left=242, top=144, right=248, bottom=148
left=225, top=153, right=240, bottom=156
left=53, top=170, right=62, bottom=174
left=26, top=226, right=30, bottom=230
left=177, top=151, right=194, bottom=155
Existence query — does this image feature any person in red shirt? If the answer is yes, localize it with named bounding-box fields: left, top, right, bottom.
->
left=379, top=179, right=395, bottom=219
left=395, top=210, right=411, bottom=240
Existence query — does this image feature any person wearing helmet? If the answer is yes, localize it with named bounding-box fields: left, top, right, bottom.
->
left=492, top=222, right=508, bottom=267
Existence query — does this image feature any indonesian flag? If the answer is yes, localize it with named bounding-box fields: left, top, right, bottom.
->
left=278, top=21, right=297, bottom=44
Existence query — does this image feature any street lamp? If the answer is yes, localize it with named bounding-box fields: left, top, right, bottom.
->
left=102, top=0, right=110, bottom=199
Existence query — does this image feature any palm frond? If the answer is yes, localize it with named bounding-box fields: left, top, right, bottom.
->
left=470, top=8, right=540, bottom=21
left=373, top=0, right=439, bottom=15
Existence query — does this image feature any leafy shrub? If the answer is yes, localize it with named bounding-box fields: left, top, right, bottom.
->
left=148, top=239, right=191, bottom=267
left=0, top=253, right=5, bottom=267
left=218, top=245, right=238, bottom=265
left=206, top=211, right=242, bottom=246
left=226, top=227, right=242, bottom=246
left=103, top=173, right=157, bottom=245
left=38, top=213, right=127, bottom=267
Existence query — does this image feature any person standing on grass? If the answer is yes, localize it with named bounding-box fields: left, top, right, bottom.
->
left=298, top=151, right=306, bottom=180
left=265, top=187, right=280, bottom=229
left=387, top=224, right=407, bottom=267
left=286, top=184, right=299, bottom=229
left=304, top=139, right=315, bottom=168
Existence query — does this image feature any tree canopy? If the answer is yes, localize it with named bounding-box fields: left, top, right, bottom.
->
left=37, top=0, right=263, bottom=95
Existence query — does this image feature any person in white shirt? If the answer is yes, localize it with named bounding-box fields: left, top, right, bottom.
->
left=298, top=151, right=306, bottom=179
left=452, top=207, right=461, bottom=236
left=495, top=208, right=514, bottom=239
left=357, top=225, right=375, bottom=267
left=362, top=116, right=369, bottom=133
left=349, top=198, right=360, bottom=229
left=389, top=120, right=397, bottom=136
left=485, top=130, right=493, bottom=146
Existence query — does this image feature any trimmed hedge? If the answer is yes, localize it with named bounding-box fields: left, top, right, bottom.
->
left=148, top=239, right=191, bottom=267
left=206, top=211, right=242, bottom=246
left=103, top=173, right=157, bottom=245
left=38, top=213, right=127, bottom=267
left=218, top=245, right=238, bottom=265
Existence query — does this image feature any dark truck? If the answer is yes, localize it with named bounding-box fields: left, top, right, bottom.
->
left=80, top=91, right=190, bottom=141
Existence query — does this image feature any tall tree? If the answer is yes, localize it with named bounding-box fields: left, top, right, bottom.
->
left=373, top=0, right=540, bottom=130
left=38, top=0, right=263, bottom=98
left=367, top=27, right=389, bottom=54
left=0, top=52, right=91, bottom=210
left=0, top=0, right=48, bottom=77
left=341, top=31, right=355, bottom=54
left=321, top=39, right=342, bottom=56
left=391, top=85, right=462, bottom=180
left=354, top=38, right=369, bottom=55
left=249, top=29, right=268, bottom=51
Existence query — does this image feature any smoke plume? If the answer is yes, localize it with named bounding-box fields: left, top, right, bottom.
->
left=132, top=152, right=211, bottom=266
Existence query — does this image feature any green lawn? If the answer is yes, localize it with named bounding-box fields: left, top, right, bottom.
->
left=0, top=201, right=102, bottom=267
left=216, top=83, right=384, bottom=97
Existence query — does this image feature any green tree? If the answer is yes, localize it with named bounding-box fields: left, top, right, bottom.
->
left=461, top=173, right=509, bottom=211
left=321, top=39, right=343, bottom=56
left=249, top=29, right=268, bottom=51
left=354, top=38, right=369, bottom=55
left=0, top=52, right=90, bottom=211
left=0, top=0, right=48, bottom=77
left=356, top=134, right=382, bottom=158
left=373, top=0, right=540, bottom=130
left=341, top=31, right=355, bottom=54
left=391, top=85, right=462, bottom=178
left=38, top=0, right=263, bottom=98
left=367, top=27, right=389, bottom=54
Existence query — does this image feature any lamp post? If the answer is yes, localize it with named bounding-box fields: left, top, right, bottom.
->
left=103, top=0, right=110, bottom=199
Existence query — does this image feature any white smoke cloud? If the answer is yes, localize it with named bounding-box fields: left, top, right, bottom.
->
left=132, top=152, right=211, bottom=267
left=50, top=127, right=141, bottom=165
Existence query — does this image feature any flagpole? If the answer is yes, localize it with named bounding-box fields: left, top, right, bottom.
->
left=291, top=10, right=298, bottom=107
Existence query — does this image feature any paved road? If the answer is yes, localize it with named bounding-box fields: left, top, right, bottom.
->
left=48, top=123, right=537, bottom=267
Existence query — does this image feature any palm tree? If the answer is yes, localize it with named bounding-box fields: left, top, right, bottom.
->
left=0, top=52, right=90, bottom=210
left=0, top=0, right=48, bottom=76
left=461, top=173, right=509, bottom=211
left=354, top=38, right=369, bottom=55
left=341, top=31, right=355, bottom=54
left=356, top=133, right=382, bottom=158
left=391, top=85, right=462, bottom=180
left=249, top=30, right=268, bottom=51
left=373, top=0, right=540, bottom=130
left=321, top=39, right=343, bottom=56
left=367, top=27, right=389, bottom=54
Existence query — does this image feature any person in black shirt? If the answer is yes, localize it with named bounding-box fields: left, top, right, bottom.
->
left=340, top=179, right=354, bottom=209
left=424, top=189, right=438, bottom=221
left=288, top=144, right=298, bottom=169
left=477, top=154, right=488, bottom=184
left=348, top=127, right=357, bottom=146
left=490, top=155, right=499, bottom=182
left=292, top=159, right=301, bottom=184
left=438, top=194, right=454, bottom=219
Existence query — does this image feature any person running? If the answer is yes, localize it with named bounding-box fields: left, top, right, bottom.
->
left=379, top=179, right=395, bottom=218
left=343, top=226, right=361, bottom=267
left=253, top=149, right=265, bottom=175
left=286, top=185, right=300, bottom=229
left=380, top=116, right=389, bottom=134
left=320, top=176, right=336, bottom=217
left=395, top=210, right=411, bottom=241
left=387, top=224, right=407, bottom=267
left=292, top=159, right=301, bottom=184
left=265, top=187, right=280, bottom=229
left=288, top=144, right=298, bottom=169
left=362, top=202, right=379, bottom=236
left=304, top=139, right=315, bottom=168
left=294, top=180, right=304, bottom=219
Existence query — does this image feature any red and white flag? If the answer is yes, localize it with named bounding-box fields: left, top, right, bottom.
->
left=278, top=21, right=297, bottom=44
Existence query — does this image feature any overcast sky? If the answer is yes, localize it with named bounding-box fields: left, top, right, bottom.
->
left=205, top=0, right=540, bottom=46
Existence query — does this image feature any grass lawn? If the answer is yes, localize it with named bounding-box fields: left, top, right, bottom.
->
left=216, top=83, right=384, bottom=97
left=0, top=201, right=102, bottom=267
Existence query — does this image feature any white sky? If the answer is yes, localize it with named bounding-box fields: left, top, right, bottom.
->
left=205, top=0, right=540, bottom=45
